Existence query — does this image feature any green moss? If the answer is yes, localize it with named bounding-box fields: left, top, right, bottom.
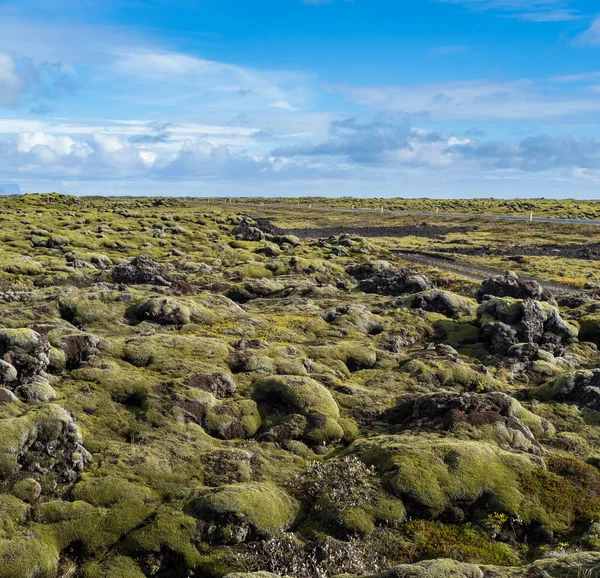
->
left=10, top=478, right=41, bottom=503
left=189, top=482, right=298, bottom=534
left=398, top=357, right=500, bottom=392
left=58, top=296, right=111, bottom=327
left=123, top=506, right=204, bottom=567
left=580, top=313, right=600, bottom=343
left=254, top=375, right=340, bottom=419
left=0, top=494, right=29, bottom=536
left=136, top=297, right=191, bottom=325
left=0, top=533, right=60, bottom=578
left=82, top=556, right=146, bottom=578
left=305, top=342, right=377, bottom=373
left=204, top=399, right=262, bottom=439
left=352, top=435, right=534, bottom=517
left=229, top=262, right=273, bottom=279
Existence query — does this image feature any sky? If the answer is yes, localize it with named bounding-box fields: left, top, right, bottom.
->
left=3, top=1, right=600, bottom=197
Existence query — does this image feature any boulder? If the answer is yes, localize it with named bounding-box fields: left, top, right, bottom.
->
left=346, top=260, right=394, bottom=280
left=0, top=404, right=91, bottom=490
left=60, top=334, right=101, bottom=370
left=393, top=290, right=478, bottom=319
left=0, top=328, right=50, bottom=385
left=112, top=254, right=174, bottom=286
left=136, top=298, right=190, bottom=326
left=321, top=304, right=385, bottom=335
left=232, top=224, right=266, bottom=242
left=253, top=375, right=344, bottom=445
left=185, top=372, right=237, bottom=398
left=359, top=269, right=433, bottom=297
left=531, top=368, right=600, bottom=411
left=385, top=391, right=552, bottom=454
left=0, top=360, right=17, bottom=386
left=189, top=482, right=298, bottom=544
left=476, top=272, right=548, bottom=303
left=203, top=399, right=262, bottom=440
left=477, top=297, right=578, bottom=358
left=227, top=279, right=285, bottom=304
left=14, top=377, right=58, bottom=403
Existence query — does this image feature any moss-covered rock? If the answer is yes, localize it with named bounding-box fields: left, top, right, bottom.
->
left=0, top=404, right=91, bottom=490
left=189, top=482, right=298, bottom=544
left=393, top=290, right=478, bottom=320
left=0, top=328, right=49, bottom=384
left=136, top=297, right=191, bottom=325
left=253, top=375, right=343, bottom=445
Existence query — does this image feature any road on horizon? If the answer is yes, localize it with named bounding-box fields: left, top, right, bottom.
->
left=217, top=200, right=600, bottom=227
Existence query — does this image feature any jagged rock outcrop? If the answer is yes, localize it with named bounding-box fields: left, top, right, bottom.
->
left=477, top=297, right=578, bottom=358
left=136, top=297, right=191, bottom=325
left=0, top=328, right=50, bottom=386
left=186, top=372, right=237, bottom=398
left=321, top=304, right=385, bottom=335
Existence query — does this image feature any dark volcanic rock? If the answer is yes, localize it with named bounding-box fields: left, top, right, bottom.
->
left=61, top=334, right=101, bottom=370
left=477, top=297, right=578, bottom=358
left=396, top=289, right=477, bottom=319
left=0, top=328, right=50, bottom=385
left=112, top=254, right=174, bottom=286
left=476, top=272, right=548, bottom=303
left=232, top=218, right=266, bottom=241
left=186, top=372, right=237, bottom=398
left=359, top=269, right=433, bottom=297
left=531, top=368, right=600, bottom=411
left=0, top=405, right=91, bottom=491
left=385, top=391, right=548, bottom=454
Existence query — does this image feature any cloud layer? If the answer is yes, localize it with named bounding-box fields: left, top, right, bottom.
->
left=0, top=51, right=75, bottom=112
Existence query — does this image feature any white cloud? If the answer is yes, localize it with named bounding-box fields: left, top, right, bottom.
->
left=575, top=15, right=600, bottom=46
left=109, top=48, right=308, bottom=112
left=269, top=100, right=299, bottom=111
left=333, top=78, right=600, bottom=121
left=439, top=0, right=581, bottom=21
left=17, top=131, right=88, bottom=156
left=0, top=53, right=26, bottom=106
left=438, top=0, right=581, bottom=22
left=0, top=51, right=76, bottom=112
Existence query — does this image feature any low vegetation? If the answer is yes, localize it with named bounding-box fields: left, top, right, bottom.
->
left=0, top=193, right=599, bottom=577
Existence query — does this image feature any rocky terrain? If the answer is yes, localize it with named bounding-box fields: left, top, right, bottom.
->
left=1, top=194, right=600, bottom=578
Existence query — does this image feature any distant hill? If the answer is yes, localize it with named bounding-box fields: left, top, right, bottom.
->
left=0, top=184, right=22, bottom=195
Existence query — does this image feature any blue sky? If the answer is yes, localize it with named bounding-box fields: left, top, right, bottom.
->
left=2, top=0, right=600, bottom=197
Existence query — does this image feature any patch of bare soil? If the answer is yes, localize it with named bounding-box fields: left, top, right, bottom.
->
left=432, top=242, right=600, bottom=261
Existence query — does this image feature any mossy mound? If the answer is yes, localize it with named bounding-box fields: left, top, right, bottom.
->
left=253, top=375, right=343, bottom=445
left=135, top=297, right=191, bottom=325
left=385, top=391, right=553, bottom=454
left=351, top=434, right=535, bottom=518
left=189, top=482, right=298, bottom=544
left=530, top=368, right=600, bottom=410
left=393, top=290, right=478, bottom=320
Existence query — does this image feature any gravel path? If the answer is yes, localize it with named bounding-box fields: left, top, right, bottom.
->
left=396, top=251, right=578, bottom=294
